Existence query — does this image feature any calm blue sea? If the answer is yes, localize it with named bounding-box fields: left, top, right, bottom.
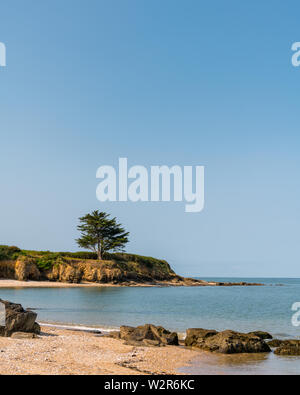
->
left=0, top=278, right=299, bottom=338
left=2, top=278, right=300, bottom=374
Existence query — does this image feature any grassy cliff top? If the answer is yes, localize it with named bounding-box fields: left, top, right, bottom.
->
left=0, top=245, right=175, bottom=276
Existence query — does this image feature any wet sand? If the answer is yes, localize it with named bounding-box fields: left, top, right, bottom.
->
left=179, top=349, right=300, bottom=375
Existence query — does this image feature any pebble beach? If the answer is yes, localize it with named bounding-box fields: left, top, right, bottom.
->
left=0, top=325, right=198, bottom=375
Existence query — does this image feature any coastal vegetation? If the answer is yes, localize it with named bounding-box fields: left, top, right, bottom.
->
left=0, top=245, right=21, bottom=261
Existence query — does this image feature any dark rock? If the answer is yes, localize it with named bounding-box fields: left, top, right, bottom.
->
left=248, top=331, right=273, bottom=340
left=142, top=339, right=161, bottom=347
left=268, top=339, right=285, bottom=348
left=185, top=328, right=218, bottom=347
left=0, top=299, right=41, bottom=337
left=119, top=324, right=179, bottom=346
left=185, top=328, right=271, bottom=354
left=107, top=331, right=121, bottom=339
left=33, top=322, right=41, bottom=334
left=203, top=330, right=271, bottom=354
left=149, top=325, right=178, bottom=345
left=273, top=340, right=300, bottom=355
left=215, top=282, right=263, bottom=286
left=69, top=328, right=101, bottom=334
left=120, top=326, right=136, bottom=340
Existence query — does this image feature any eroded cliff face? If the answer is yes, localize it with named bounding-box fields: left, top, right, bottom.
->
left=0, top=260, right=15, bottom=279
left=0, top=250, right=263, bottom=286
left=0, top=256, right=196, bottom=285
left=15, top=258, right=41, bottom=281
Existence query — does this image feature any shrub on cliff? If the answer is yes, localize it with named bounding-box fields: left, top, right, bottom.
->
left=105, top=253, right=175, bottom=274
left=20, top=250, right=64, bottom=270
left=0, top=245, right=21, bottom=261
left=58, top=251, right=98, bottom=260
left=35, top=254, right=61, bottom=271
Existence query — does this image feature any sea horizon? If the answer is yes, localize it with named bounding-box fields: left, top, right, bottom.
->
left=1, top=277, right=299, bottom=334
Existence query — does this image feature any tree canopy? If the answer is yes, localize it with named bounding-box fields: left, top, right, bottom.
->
left=76, top=211, right=129, bottom=260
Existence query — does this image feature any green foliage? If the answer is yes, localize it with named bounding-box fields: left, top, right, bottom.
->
left=0, top=245, right=21, bottom=261
left=0, top=245, right=174, bottom=277
left=105, top=252, right=174, bottom=274
left=58, top=251, right=98, bottom=260
left=22, top=250, right=98, bottom=260
left=34, top=253, right=62, bottom=271
left=76, top=211, right=129, bottom=259
left=35, top=257, right=54, bottom=271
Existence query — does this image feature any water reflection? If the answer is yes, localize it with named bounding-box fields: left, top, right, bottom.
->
left=180, top=351, right=300, bottom=375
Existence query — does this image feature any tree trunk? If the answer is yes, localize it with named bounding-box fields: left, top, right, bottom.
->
left=97, top=240, right=102, bottom=261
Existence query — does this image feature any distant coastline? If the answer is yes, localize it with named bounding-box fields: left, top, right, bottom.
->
left=0, top=279, right=264, bottom=288
left=0, top=245, right=263, bottom=287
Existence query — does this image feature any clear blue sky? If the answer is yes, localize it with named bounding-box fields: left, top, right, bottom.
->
left=0, top=0, right=299, bottom=277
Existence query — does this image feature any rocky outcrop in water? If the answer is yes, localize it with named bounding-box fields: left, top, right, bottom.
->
left=0, top=299, right=40, bottom=337
left=185, top=328, right=271, bottom=354
left=267, top=340, right=300, bottom=355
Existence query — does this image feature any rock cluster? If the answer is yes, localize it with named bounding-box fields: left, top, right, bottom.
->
left=109, top=325, right=274, bottom=354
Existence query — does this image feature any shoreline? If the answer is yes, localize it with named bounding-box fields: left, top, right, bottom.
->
left=0, top=279, right=185, bottom=288
left=1, top=295, right=299, bottom=375
left=1, top=323, right=297, bottom=375
left=0, top=279, right=264, bottom=289
left=1, top=324, right=297, bottom=376
left=0, top=280, right=121, bottom=288
left=0, top=325, right=199, bottom=375
left=38, top=321, right=187, bottom=339
left=0, top=279, right=201, bottom=288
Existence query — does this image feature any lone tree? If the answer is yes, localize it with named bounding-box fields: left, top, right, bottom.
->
left=76, top=211, right=129, bottom=260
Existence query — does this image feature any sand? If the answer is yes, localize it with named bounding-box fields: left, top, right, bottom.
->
left=0, top=326, right=199, bottom=375
left=0, top=280, right=122, bottom=288
left=0, top=279, right=198, bottom=288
